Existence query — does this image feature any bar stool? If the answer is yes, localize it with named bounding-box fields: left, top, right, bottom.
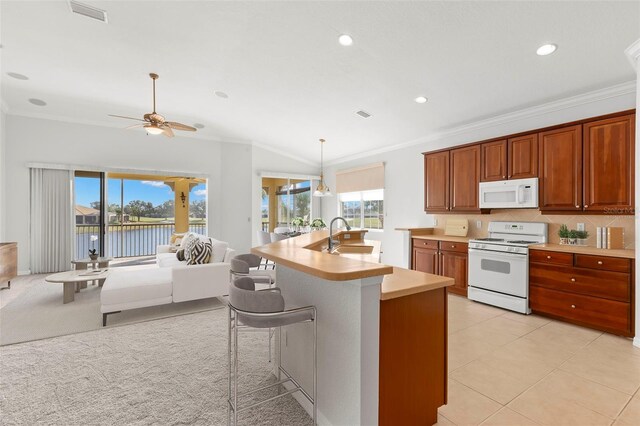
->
left=230, top=255, right=277, bottom=362
left=228, top=276, right=317, bottom=425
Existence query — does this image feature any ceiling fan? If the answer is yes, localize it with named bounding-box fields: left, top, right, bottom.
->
left=109, top=73, right=196, bottom=137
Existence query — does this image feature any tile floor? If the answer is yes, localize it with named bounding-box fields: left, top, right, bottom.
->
left=439, top=294, right=640, bottom=426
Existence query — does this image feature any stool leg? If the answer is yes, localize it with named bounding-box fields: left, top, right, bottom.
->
left=268, top=327, right=272, bottom=363
left=234, top=315, right=239, bottom=426
left=228, top=307, right=232, bottom=426
left=313, top=316, right=317, bottom=425
left=277, top=326, right=282, bottom=394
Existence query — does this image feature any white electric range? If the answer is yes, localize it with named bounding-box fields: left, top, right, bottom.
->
left=467, top=221, right=548, bottom=314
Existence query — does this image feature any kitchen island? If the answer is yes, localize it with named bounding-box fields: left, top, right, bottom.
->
left=252, top=230, right=452, bottom=425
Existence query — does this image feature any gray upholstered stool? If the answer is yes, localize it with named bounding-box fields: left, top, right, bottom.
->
left=228, top=276, right=316, bottom=425
left=230, top=254, right=275, bottom=286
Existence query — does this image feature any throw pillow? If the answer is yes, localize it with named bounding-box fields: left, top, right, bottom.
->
left=176, top=249, right=185, bottom=261
left=170, top=232, right=187, bottom=246
left=183, top=236, right=199, bottom=264
left=179, top=232, right=197, bottom=249
left=187, top=240, right=212, bottom=265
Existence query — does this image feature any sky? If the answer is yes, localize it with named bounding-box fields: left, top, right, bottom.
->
left=75, top=177, right=206, bottom=208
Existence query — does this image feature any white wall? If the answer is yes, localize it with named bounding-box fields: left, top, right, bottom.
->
left=250, top=146, right=320, bottom=247
left=0, top=109, right=6, bottom=242
left=322, top=86, right=636, bottom=267
left=3, top=115, right=256, bottom=272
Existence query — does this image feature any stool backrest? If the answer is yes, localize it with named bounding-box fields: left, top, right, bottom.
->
left=270, top=232, right=288, bottom=242
left=257, top=230, right=271, bottom=246
left=229, top=277, right=284, bottom=313
left=234, top=253, right=262, bottom=268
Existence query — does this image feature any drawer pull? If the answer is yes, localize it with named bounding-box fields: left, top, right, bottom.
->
left=571, top=304, right=576, bottom=309
left=546, top=255, right=551, bottom=259
left=575, top=205, right=579, bottom=209
left=597, top=261, right=603, bottom=265
left=570, top=278, right=576, bottom=282
left=451, top=245, right=455, bottom=248
left=584, top=205, right=589, bottom=208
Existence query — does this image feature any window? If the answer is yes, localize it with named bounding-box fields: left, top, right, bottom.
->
left=339, top=189, right=384, bottom=230
left=275, top=180, right=311, bottom=228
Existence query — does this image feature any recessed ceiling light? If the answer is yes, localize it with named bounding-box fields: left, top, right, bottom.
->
left=536, top=43, right=557, bottom=56
left=7, top=72, right=29, bottom=80
left=415, top=96, right=428, bottom=104
left=338, top=34, right=353, bottom=46
left=28, top=98, right=47, bottom=106
left=193, top=123, right=205, bottom=129
left=215, top=91, right=229, bottom=99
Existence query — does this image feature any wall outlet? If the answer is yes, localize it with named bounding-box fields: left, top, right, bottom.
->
left=577, top=223, right=585, bottom=231
left=433, top=218, right=438, bottom=226
left=343, top=233, right=351, bottom=239
left=476, top=220, right=482, bottom=229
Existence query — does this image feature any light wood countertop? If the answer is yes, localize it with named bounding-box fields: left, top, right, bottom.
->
left=252, top=230, right=452, bottom=299
left=252, top=230, right=393, bottom=282
left=530, top=244, right=635, bottom=259
left=411, top=235, right=471, bottom=243
left=381, top=267, right=453, bottom=301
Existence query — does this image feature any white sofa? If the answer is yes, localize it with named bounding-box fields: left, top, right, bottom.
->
left=100, top=235, right=235, bottom=326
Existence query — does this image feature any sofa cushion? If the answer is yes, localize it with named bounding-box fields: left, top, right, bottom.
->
left=170, top=232, right=188, bottom=246
left=183, top=236, right=200, bottom=264
left=180, top=232, right=197, bottom=249
left=210, top=238, right=229, bottom=263
left=176, top=249, right=185, bottom=261
left=101, top=268, right=172, bottom=306
left=187, top=240, right=212, bottom=265
left=157, top=252, right=185, bottom=268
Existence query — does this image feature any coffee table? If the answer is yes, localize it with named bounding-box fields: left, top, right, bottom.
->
left=72, top=257, right=112, bottom=288
left=45, top=269, right=110, bottom=304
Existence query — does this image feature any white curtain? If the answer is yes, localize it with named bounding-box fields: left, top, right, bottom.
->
left=30, top=168, right=74, bottom=273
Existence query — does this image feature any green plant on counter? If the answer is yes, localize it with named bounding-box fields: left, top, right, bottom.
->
left=558, top=224, right=570, bottom=238
left=310, top=218, right=326, bottom=229
left=568, top=230, right=578, bottom=239
left=575, top=230, right=589, bottom=239
left=291, top=217, right=305, bottom=227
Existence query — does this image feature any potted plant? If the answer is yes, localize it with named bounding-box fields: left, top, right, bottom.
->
left=558, top=224, right=570, bottom=245
left=568, top=230, right=578, bottom=245
left=89, top=235, right=99, bottom=260
left=575, top=230, right=589, bottom=245
left=291, top=217, right=304, bottom=232
left=310, top=218, right=326, bottom=231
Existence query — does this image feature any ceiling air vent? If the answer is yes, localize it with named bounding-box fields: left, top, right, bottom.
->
left=356, top=110, right=371, bottom=119
left=69, top=1, right=108, bottom=23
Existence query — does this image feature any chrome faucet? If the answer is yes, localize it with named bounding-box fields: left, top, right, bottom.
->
left=328, top=217, right=352, bottom=252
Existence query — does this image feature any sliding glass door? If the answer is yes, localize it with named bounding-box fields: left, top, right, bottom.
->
left=74, top=171, right=105, bottom=260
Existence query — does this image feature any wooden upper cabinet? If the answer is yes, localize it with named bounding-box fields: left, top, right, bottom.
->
left=424, top=151, right=450, bottom=212
left=583, top=114, right=635, bottom=213
left=508, top=133, right=538, bottom=179
left=539, top=125, right=583, bottom=211
left=450, top=145, right=481, bottom=211
left=480, top=140, right=507, bottom=182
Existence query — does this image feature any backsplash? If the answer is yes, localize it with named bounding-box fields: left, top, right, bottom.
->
left=431, top=210, right=635, bottom=250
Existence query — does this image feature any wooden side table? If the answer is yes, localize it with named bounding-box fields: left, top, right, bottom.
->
left=72, top=257, right=112, bottom=288
left=0, top=242, right=17, bottom=290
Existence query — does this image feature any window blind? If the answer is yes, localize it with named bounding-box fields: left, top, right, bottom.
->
left=335, top=162, right=384, bottom=194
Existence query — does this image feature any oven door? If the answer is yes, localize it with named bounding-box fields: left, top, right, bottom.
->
left=468, top=248, right=528, bottom=298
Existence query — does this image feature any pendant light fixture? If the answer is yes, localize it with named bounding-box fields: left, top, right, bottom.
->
left=313, top=138, right=332, bottom=197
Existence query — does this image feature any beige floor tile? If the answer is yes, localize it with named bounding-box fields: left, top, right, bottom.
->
left=438, top=380, right=502, bottom=425
left=508, top=370, right=631, bottom=424
left=560, top=345, right=640, bottom=395
left=476, top=315, right=540, bottom=338
left=436, top=414, right=457, bottom=425
left=451, top=350, right=554, bottom=404
left=588, top=334, right=640, bottom=359
left=500, top=311, right=551, bottom=329
left=495, top=335, right=575, bottom=368
left=617, top=394, right=640, bottom=425
left=449, top=321, right=521, bottom=347
left=449, top=314, right=481, bottom=334
left=524, top=321, right=602, bottom=353
left=480, top=407, right=538, bottom=426
left=448, top=331, right=499, bottom=372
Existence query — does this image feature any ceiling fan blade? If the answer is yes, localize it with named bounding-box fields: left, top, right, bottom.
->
left=125, top=124, right=145, bottom=130
left=162, top=126, right=175, bottom=138
left=108, top=114, right=146, bottom=122
left=166, top=122, right=197, bottom=131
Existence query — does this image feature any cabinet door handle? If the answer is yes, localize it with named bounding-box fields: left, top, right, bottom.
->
left=508, top=175, right=511, bottom=178
left=570, top=278, right=576, bottom=282
left=571, top=304, right=576, bottom=309
left=502, top=175, right=506, bottom=179
left=575, top=205, right=580, bottom=209
left=584, top=205, right=589, bottom=209
left=597, top=261, right=603, bottom=265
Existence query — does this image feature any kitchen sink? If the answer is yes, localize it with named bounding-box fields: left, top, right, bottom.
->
left=331, top=244, right=374, bottom=255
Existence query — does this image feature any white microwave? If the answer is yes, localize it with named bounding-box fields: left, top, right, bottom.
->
left=479, top=177, right=538, bottom=209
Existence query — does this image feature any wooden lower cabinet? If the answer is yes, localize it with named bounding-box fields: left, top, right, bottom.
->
left=413, top=247, right=439, bottom=275
left=0, top=242, right=17, bottom=290
left=379, top=287, right=447, bottom=425
left=412, top=238, right=468, bottom=297
left=440, top=250, right=468, bottom=297
left=529, top=249, right=634, bottom=337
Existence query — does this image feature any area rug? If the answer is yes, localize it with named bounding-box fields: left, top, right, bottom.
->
left=0, top=272, right=224, bottom=346
left=0, top=308, right=311, bottom=425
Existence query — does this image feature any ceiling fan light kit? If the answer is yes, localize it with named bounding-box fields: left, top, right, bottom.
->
left=109, top=73, right=197, bottom=138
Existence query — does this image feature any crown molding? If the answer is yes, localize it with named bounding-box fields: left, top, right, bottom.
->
left=625, top=38, right=640, bottom=69
left=326, top=81, right=636, bottom=167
